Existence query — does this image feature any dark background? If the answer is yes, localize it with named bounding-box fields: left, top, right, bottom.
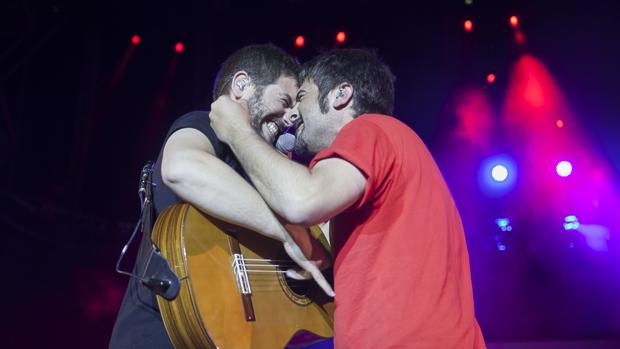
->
left=1, top=0, right=619, bottom=347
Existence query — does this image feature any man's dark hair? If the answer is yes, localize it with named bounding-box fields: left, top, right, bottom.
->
left=212, top=44, right=300, bottom=101
left=300, top=48, right=395, bottom=116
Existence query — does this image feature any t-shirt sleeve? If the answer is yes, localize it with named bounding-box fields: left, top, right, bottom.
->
left=308, top=118, right=394, bottom=211
left=165, top=111, right=226, bottom=159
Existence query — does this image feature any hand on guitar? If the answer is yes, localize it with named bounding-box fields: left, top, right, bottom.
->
left=282, top=240, right=335, bottom=298
left=282, top=223, right=334, bottom=297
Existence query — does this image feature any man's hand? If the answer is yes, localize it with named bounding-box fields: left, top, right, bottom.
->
left=209, top=95, right=254, bottom=144
left=283, top=223, right=332, bottom=284
left=282, top=239, right=335, bottom=297
left=284, top=223, right=331, bottom=269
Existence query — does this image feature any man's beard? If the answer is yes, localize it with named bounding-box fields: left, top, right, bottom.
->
left=294, top=123, right=331, bottom=159
left=248, top=89, right=267, bottom=133
left=294, top=134, right=310, bottom=156
left=291, top=133, right=316, bottom=165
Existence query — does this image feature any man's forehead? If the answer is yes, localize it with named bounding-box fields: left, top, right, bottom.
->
left=273, top=75, right=298, bottom=97
left=262, top=76, right=296, bottom=99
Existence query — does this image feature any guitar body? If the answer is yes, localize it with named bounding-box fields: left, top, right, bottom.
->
left=152, top=203, right=334, bottom=349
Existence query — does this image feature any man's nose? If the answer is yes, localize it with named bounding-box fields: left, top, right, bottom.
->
left=283, top=108, right=300, bottom=127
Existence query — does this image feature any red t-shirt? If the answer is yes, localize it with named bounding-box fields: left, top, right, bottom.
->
left=309, top=114, right=485, bottom=349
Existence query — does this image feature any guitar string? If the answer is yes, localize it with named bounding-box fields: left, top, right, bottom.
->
left=242, top=258, right=301, bottom=263
left=245, top=282, right=317, bottom=290
left=247, top=275, right=323, bottom=285
left=246, top=272, right=320, bottom=283
left=232, top=257, right=330, bottom=288
left=242, top=263, right=296, bottom=267
left=236, top=259, right=322, bottom=267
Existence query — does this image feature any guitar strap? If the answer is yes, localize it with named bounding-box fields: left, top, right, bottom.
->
left=115, top=161, right=180, bottom=300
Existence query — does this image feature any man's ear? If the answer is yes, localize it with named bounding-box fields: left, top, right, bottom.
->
left=331, top=82, right=353, bottom=110
left=231, top=71, right=251, bottom=100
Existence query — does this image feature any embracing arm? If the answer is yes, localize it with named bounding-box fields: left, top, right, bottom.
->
left=162, top=127, right=291, bottom=242
left=224, top=129, right=367, bottom=226
left=162, top=127, right=334, bottom=295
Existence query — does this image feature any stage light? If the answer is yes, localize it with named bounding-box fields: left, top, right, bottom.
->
left=486, top=73, right=496, bottom=84
left=295, top=35, right=305, bottom=48
left=563, top=215, right=580, bottom=230
left=174, top=42, right=185, bottom=53
left=465, top=0, right=473, bottom=5
left=514, top=30, right=526, bottom=44
left=479, top=155, right=517, bottom=197
left=131, top=34, right=141, bottom=45
left=509, top=16, right=519, bottom=28
left=464, top=20, right=473, bottom=32
left=491, top=165, right=509, bottom=182
left=495, top=218, right=513, bottom=232
left=556, top=160, right=573, bottom=177
left=556, top=119, right=564, bottom=128
left=336, top=31, right=346, bottom=44
left=494, top=219, right=511, bottom=252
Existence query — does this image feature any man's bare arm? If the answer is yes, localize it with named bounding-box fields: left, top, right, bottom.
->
left=162, top=128, right=290, bottom=241
left=221, top=127, right=367, bottom=226
left=161, top=127, right=334, bottom=296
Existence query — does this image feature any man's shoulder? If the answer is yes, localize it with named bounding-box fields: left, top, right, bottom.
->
left=340, top=114, right=395, bottom=139
left=167, top=110, right=212, bottom=135
left=356, top=113, right=406, bottom=128
left=354, top=113, right=419, bottom=139
left=172, top=110, right=209, bottom=126
left=164, top=110, right=227, bottom=157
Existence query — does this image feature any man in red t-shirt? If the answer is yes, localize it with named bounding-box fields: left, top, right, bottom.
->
left=210, top=49, right=486, bottom=348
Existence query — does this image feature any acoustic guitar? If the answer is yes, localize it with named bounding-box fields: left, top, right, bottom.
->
left=151, top=203, right=334, bottom=348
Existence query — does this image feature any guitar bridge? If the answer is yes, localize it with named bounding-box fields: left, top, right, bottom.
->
left=232, top=253, right=252, bottom=295
left=229, top=235, right=255, bottom=322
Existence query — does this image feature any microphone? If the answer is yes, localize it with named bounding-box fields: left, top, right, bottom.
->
left=276, top=133, right=296, bottom=153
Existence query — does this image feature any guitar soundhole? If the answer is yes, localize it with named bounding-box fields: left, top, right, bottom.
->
left=284, top=275, right=313, bottom=297
left=276, top=265, right=315, bottom=305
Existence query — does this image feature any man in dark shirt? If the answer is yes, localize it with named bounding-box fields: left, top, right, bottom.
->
left=109, top=44, right=332, bottom=349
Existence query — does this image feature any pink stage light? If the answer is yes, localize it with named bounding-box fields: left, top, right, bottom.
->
left=175, top=42, right=185, bottom=53
left=486, top=73, right=496, bottom=84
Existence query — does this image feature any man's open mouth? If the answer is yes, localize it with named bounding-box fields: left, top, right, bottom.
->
left=261, top=115, right=304, bottom=146
left=261, top=117, right=286, bottom=144
left=265, top=120, right=279, bottom=138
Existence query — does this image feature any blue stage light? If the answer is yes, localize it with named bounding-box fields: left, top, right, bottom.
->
left=491, top=165, right=509, bottom=182
left=563, top=215, right=580, bottom=230
left=479, top=155, right=517, bottom=197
